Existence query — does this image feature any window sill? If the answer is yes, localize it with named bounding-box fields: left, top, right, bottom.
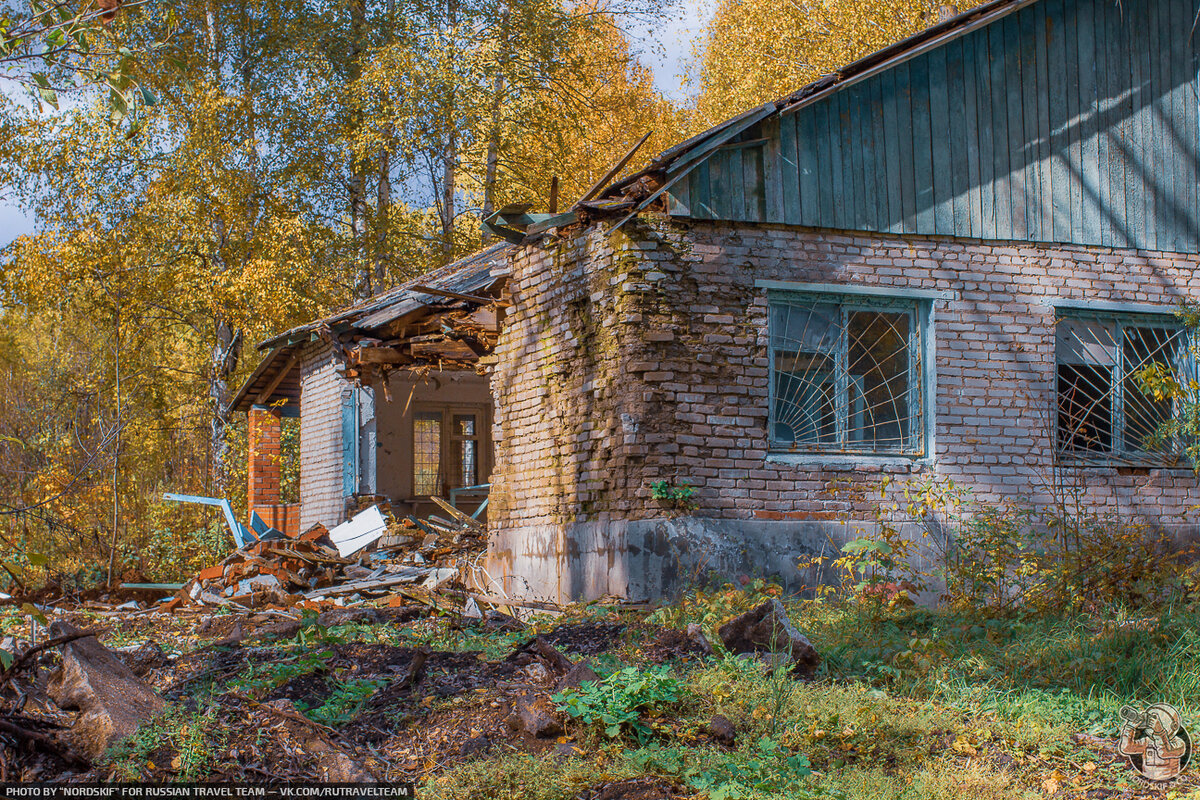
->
left=766, top=452, right=932, bottom=469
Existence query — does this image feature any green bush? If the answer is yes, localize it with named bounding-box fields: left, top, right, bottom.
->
left=552, top=665, right=682, bottom=743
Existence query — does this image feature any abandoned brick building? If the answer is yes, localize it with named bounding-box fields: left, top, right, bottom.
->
left=235, top=0, right=1200, bottom=601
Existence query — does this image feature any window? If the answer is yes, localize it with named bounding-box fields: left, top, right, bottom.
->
left=769, top=294, right=926, bottom=455
left=413, top=412, right=442, bottom=496
left=411, top=408, right=487, bottom=497
left=1055, top=312, right=1192, bottom=464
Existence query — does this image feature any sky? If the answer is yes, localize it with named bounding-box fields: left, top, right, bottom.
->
left=0, top=1, right=715, bottom=247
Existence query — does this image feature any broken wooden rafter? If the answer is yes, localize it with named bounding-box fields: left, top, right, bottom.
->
left=253, top=352, right=299, bottom=406
left=351, top=345, right=411, bottom=365
left=410, top=284, right=511, bottom=307
left=410, top=339, right=479, bottom=361
left=578, top=131, right=652, bottom=204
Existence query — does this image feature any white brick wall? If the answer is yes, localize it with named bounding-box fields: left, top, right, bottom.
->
left=299, top=341, right=349, bottom=530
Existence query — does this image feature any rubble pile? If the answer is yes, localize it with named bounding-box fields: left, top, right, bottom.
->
left=168, top=502, right=484, bottom=613
left=383, top=508, right=487, bottom=563
left=171, top=526, right=351, bottom=611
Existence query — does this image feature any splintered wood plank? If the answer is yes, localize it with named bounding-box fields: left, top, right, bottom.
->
left=782, top=113, right=803, bottom=225
left=1047, top=0, right=1071, bottom=242
left=1077, top=0, right=1101, bottom=244
left=709, top=150, right=728, bottom=220
left=744, top=143, right=766, bottom=221
left=729, top=147, right=747, bottom=221
left=829, top=92, right=847, bottom=229
left=946, top=37, right=970, bottom=237
left=989, top=18, right=1013, bottom=239
left=763, top=117, right=784, bottom=223
left=1004, top=14, right=1027, bottom=239
left=897, top=61, right=917, bottom=234
left=869, top=75, right=889, bottom=232
left=1020, top=3, right=1042, bottom=241
left=1139, top=0, right=1158, bottom=250
left=814, top=99, right=835, bottom=228
left=429, top=495, right=485, bottom=530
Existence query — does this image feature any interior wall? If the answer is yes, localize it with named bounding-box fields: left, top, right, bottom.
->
left=372, top=370, right=493, bottom=519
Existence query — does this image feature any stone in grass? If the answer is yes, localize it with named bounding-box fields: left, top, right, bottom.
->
left=459, top=734, right=491, bottom=758
left=706, top=714, right=737, bottom=746
left=554, top=660, right=600, bottom=692
left=506, top=693, right=564, bottom=738
left=46, top=622, right=166, bottom=759
left=717, top=599, right=820, bottom=672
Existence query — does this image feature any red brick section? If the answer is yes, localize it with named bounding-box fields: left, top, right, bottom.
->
left=257, top=503, right=300, bottom=537
left=248, top=406, right=301, bottom=536
left=248, top=406, right=282, bottom=508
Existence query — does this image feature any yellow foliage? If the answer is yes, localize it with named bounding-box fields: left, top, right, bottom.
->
left=691, top=0, right=989, bottom=126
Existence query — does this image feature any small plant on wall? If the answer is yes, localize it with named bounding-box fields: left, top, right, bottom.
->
left=650, top=479, right=698, bottom=513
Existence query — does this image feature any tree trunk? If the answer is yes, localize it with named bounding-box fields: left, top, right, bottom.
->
left=107, top=296, right=121, bottom=588
left=440, top=130, right=457, bottom=260
left=209, top=320, right=243, bottom=496
left=480, top=8, right=510, bottom=246
left=348, top=0, right=372, bottom=298
left=480, top=73, right=505, bottom=246
left=375, top=148, right=391, bottom=287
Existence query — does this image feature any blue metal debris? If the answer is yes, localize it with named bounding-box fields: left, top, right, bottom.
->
left=163, top=493, right=256, bottom=548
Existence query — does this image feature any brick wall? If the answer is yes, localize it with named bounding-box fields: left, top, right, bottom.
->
left=299, top=341, right=349, bottom=531
left=487, top=217, right=1200, bottom=598
left=248, top=406, right=282, bottom=508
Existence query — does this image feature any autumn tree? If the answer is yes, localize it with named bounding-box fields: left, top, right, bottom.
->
left=690, top=0, right=986, bottom=126
left=0, top=0, right=685, bottom=584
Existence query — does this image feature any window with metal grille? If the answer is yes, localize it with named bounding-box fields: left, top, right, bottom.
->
left=769, top=294, right=926, bottom=455
left=1055, top=312, right=1193, bottom=464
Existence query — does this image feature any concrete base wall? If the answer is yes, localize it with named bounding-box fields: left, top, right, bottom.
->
left=488, top=516, right=941, bottom=602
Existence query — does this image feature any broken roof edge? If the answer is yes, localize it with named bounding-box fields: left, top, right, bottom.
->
left=229, top=344, right=300, bottom=415
left=601, top=0, right=1036, bottom=197
left=255, top=242, right=515, bottom=353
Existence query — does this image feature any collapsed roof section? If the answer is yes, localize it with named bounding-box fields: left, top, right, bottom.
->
left=230, top=243, right=513, bottom=414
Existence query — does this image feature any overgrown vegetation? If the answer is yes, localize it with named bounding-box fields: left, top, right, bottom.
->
left=553, top=665, right=681, bottom=743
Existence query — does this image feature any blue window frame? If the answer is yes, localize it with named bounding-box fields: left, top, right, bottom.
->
left=1055, top=311, right=1193, bottom=465
left=769, top=292, right=927, bottom=456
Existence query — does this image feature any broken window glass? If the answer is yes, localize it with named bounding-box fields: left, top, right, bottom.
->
left=770, top=295, right=922, bottom=455
left=1055, top=313, right=1188, bottom=464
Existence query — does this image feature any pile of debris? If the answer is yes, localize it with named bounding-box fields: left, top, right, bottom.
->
left=165, top=501, right=481, bottom=613
left=381, top=497, right=488, bottom=563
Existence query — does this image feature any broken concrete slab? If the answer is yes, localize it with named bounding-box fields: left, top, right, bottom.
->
left=717, top=599, right=820, bottom=671
left=46, top=622, right=166, bottom=758
left=328, top=505, right=388, bottom=557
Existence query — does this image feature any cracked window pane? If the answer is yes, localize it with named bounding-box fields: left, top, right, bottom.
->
left=1123, top=326, right=1182, bottom=454
left=847, top=310, right=910, bottom=449
left=1055, top=314, right=1187, bottom=463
